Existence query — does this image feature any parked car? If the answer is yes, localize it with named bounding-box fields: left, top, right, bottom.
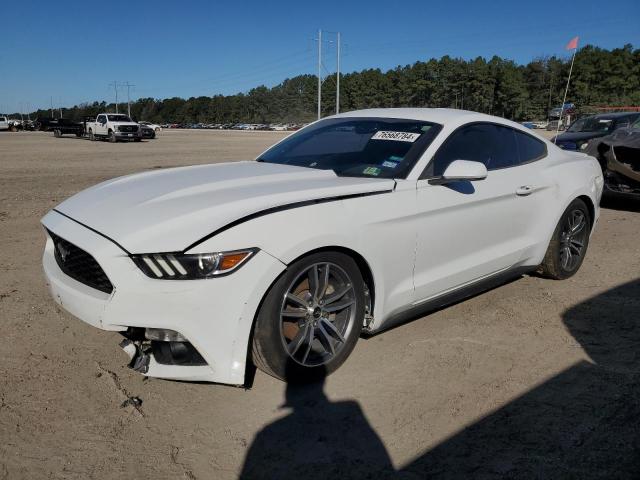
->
left=41, top=108, right=603, bottom=385
left=138, top=121, right=162, bottom=133
left=585, top=116, right=640, bottom=198
left=551, top=112, right=640, bottom=151
left=0, top=116, right=8, bottom=131
left=86, top=113, right=142, bottom=142
left=140, top=124, right=156, bottom=139
left=7, top=119, right=23, bottom=132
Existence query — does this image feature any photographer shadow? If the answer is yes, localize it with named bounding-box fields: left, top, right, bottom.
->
left=401, top=278, right=640, bottom=478
left=240, top=362, right=395, bottom=480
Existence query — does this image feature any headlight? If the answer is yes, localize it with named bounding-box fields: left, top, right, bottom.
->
left=579, top=141, right=589, bottom=150
left=131, top=249, right=258, bottom=279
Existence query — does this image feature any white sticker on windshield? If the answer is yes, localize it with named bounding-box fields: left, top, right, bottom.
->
left=371, top=131, right=421, bottom=142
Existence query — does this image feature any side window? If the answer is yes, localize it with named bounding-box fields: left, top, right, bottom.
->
left=513, top=130, right=547, bottom=164
left=430, top=123, right=517, bottom=176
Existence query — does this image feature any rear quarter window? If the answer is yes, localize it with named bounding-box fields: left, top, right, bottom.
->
left=514, top=130, right=547, bottom=163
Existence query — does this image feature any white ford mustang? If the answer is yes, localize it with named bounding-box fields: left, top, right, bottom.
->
left=41, top=108, right=604, bottom=385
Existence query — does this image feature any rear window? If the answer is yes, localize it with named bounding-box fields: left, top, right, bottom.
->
left=107, top=115, right=132, bottom=122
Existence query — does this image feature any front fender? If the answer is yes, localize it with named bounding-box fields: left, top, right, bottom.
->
left=190, top=190, right=418, bottom=324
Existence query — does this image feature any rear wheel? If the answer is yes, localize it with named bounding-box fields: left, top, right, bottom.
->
left=89, top=129, right=95, bottom=141
left=252, top=252, right=365, bottom=382
left=539, top=198, right=591, bottom=279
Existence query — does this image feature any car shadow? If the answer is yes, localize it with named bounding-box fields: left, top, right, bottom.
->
left=241, top=280, right=640, bottom=479
left=401, top=278, right=640, bottom=478
left=239, top=361, right=396, bottom=479
left=601, top=194, right=640, bottom=213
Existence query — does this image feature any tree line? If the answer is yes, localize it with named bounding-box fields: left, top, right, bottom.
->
left=27, top=44, right=640, bottom=124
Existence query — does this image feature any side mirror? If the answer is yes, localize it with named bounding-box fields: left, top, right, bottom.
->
left=429, top=160, right=488, bottom=185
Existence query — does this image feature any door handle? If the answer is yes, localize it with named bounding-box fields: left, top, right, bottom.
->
left=516, top=185, right=534, bottom=196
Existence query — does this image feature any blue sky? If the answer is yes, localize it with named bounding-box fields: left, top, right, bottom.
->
left=2, top=0, right=638, bottom=112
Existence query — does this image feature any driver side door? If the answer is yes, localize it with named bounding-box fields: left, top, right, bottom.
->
left=95, top=115, right=107, bottom=135
left=412, top=122, right=546, bottom=303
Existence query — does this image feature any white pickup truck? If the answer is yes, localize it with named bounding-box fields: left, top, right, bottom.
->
left=86, top=113, right=142, bottom=142
left=0, top=116, right=9, bottom=131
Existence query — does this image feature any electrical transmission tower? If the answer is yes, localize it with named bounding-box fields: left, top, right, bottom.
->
left=316, top=30, right=342, bottom=120
left=109, top=81, right=119, bottom=113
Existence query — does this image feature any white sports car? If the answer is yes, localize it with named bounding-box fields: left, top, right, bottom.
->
left=138, top=121, right=162, bottom=133
left=41, top=108, right=604, bottom=385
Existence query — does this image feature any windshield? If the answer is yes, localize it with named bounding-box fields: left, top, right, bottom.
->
left=107, top=114, right=132, bottom=122
left=568, top=117, right=614, bottom=133
left=257, top=117, right=442, bottom=179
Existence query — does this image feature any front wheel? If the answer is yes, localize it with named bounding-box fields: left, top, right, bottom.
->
left=108, top=130, right=117, bottom=143
left=252, top=252, right=365, bottom=382
left=539, top=198, right=591, bottom=279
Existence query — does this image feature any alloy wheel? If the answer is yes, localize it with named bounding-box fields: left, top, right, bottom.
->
left=279, top=262, right=357, bottom=367
left=559, top=208, right=588, bottom=271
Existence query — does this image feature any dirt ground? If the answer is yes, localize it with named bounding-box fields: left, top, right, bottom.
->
left=1, top=129, right=639, bottom=479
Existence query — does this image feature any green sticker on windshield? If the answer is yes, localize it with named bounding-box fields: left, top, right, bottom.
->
left=363, top=167, right=381, bottom=176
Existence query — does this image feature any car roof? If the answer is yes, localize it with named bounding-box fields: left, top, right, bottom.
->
left=331, top=108, right=526, bottom=130
left=583, top=112, right=639, bottom=120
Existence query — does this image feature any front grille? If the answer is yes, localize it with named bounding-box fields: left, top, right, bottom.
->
left=118, top=125, right=139, bottom=133
left=48, top=230, right=114, bottom=294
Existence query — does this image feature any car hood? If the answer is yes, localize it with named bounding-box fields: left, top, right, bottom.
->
left=52, top=161, right=394, bottom=253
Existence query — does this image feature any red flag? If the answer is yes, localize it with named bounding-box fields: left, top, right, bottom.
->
left=566, top=36, right=579, bottom=50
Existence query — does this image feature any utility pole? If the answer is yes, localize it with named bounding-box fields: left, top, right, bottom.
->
left=109, top=81, right=119, bottom=113
left=123, top=81, right=135, bottom=118
left=336, top=32, right=340, bottom=114
left=317, top=29, right=322, bottom=120
left=50, top=96, right=53, bottom=118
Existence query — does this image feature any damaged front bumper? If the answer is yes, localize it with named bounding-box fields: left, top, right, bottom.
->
left=41, top=209, right=286, bottom=385
left=589, top=133, right=640, bottom=197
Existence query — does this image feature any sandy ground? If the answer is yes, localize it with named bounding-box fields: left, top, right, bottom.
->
left=1, top=129, right=639, bottom=479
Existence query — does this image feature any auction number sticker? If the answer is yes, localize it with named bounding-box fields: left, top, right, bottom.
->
left=371, top=131, right=420, bottom=142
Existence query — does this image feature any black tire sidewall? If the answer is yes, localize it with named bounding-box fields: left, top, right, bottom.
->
left=253, top=252, right=365, bottom=382
left=552, top=198, right=591, bottom=279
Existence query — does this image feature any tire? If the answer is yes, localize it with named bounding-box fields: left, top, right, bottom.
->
left=9, top=125, right=17, bottom=132
left=155, top=127, right=160, bottom=134
left=134, top=138, right=141, bottom=142
left=539, top=198, right=591, bottom=280
left=252, top=252, right=365, bottom=382
left=89, top=129, right=95, bottom=141
left=53, top=129, right=61, bottom=138
left=108, top=130, right=117, bottom=143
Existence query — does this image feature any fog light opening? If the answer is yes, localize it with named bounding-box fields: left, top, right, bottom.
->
left=151, top=341, right=207, bottom=366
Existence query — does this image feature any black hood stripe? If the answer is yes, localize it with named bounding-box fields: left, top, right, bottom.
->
left=53, top=209, right=131, bottom=255
left=182, top=189, right=393, bottom=253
